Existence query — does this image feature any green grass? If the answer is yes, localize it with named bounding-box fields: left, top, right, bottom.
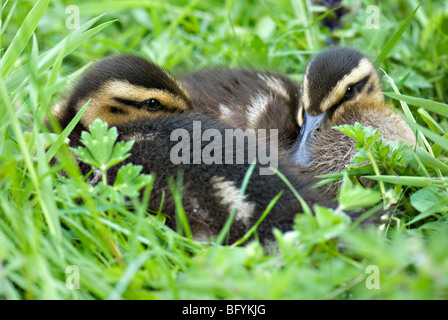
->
left=1, top=0, right=448, bottom=300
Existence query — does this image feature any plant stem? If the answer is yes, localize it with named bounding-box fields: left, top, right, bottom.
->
left=366, top=148, right=386, bottom=205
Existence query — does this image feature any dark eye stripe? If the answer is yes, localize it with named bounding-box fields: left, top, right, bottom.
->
left=114, top=97, right=141, bottom=107
left=109, top=106, right=128, bottom=115
left=355, top=75, right=370, bottom=93
left=327, top=74, right=371, bottom=116
left=113, top=97, right=182, bottom=114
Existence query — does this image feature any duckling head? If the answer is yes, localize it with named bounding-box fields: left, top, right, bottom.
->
left=292, top=47, right=415, bottom=192
left=54, top=55, right=193, bottom=132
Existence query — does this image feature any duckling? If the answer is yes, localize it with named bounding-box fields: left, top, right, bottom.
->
left=53, top=55, right=336, bottom=245
left=179, top=48, right=415, bottom=194
left=178, top=68, right=301, bottom=152
left=291, top=47, right=415, bottom=193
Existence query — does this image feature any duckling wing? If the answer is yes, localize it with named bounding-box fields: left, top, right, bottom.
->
left=179, top=69, right=301, bottom=150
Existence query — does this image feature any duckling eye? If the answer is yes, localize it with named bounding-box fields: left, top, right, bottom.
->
left=143, top=99, right=162, bottom=111
left=345, top=85, right=355, bottom=96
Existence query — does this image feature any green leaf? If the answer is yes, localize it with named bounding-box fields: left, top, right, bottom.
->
left=314, top=205, right=351, bottom=241
left=73, top=119, right=134, bottom=171
left=334, top=122, right=381, bottom=150
left=83, top=121, right=116, bottom=165
left=374, top=139, right=412, bottom=167
left=408, top=187, right=448, bottom=225
left=410, top=187, right=448, bottom=213
left=338, top=176, right=382, bottom=211
left=335, top=122, right=412, bottom=170
left=114, top=164, right=152, bottom=198
left=108, top=140, right=134, bottom=168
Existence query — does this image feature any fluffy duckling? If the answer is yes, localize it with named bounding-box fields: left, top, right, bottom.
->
left=291, top=47, right=415, bottom=193
left=53, top=55, right=336, bottom=245
left=180, top=48, right=415, bottom=194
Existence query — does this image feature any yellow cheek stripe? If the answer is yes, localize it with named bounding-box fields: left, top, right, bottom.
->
left=318, top=58, right=374, bottom=113
left=301, top=66, right=311, bottom=112
left=100, top=80, right=190, bottom=111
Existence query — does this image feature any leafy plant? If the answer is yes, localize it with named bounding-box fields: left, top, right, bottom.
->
left=71, top=119, right=152, bottom=202
left=326, top=113, right=448, bottom=228
left=315, top=122, right=414, bottom=209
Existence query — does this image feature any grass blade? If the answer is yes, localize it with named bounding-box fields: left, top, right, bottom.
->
left=382, top=73, right=416, bottom=125
left=0, top=0, right=50, bottom=78
left=374, top=3, right=420, bottom=64
left=46, top=100, right=90, bottom=162
left=384, top=92, right=448, bottom=118
left=415, top=147, right=448, bottom=172
left=417, top=108, right=446, bottom=135
left=364, top=175, right=448, bottom=188
left=4, top=16, right=115, bottom=93
left=409, top=123, right=448, bottom=152
left=215, top=161, right=257, bottom=246
left=107, top=251, right=152, bottom=300
left=233, top=190, right=284, bottom=246
left=273, top=167, right=315, bottom=222
left=168, top=171, right=193, bottom=240
left=0, top=77, right=59, bottom=238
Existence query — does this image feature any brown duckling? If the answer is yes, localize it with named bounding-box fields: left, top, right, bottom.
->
left=291, top=47, right=415, bottom=193
left=179, top=48, right=415, bottom=194
left=53, top=55, right=336, bottom=245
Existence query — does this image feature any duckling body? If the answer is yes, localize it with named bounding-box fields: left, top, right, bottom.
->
left=179, top=69, right=301, bottom=151
left=112, top=113, right=330, bottom=243
left=53, top=55, right=335, bottom=244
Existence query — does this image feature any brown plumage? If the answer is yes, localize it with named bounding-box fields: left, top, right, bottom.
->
left=52, top=55, right=336, bottom=245
left=179, top=69, right=301, bottom=153
left=180, top=48, right=415, bottom=195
